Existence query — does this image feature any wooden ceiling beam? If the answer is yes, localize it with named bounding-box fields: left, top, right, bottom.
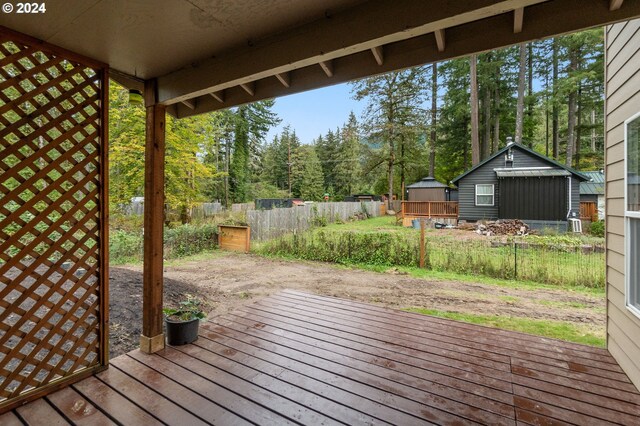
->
left=158, top=0, right=548, bottom=104
left=434, top=29, right=445, bottom=52
left=514, top=7, right=524, bottom=33
left=275, top=72, right=291, bottom=88
left=210, top=91, right=225, bottom=103
left=240, top=82, right=255, bottom=96
left=371, top=46, right=384, bottom=65
left=610, top=0, right=624, bottom=11
left=319, top=60, right=334, bottom=77
left=173, top=0, right=640, bottom=118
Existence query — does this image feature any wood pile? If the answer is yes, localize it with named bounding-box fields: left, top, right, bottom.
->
left=476, top=219, right=530, bottom=236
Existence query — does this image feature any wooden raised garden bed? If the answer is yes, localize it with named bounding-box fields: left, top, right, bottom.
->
left=218, top=225, right=251, bottom=253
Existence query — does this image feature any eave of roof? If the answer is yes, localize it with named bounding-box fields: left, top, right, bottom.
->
left=451, top=143, right=589, bottom=185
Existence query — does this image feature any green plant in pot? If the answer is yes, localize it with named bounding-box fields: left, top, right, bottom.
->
left=163, top=296, right=206, bottom=346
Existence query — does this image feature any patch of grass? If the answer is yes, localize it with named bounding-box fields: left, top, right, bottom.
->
left=255, top=251, right=604, bottom=296
left=404, top=307, right=605, bottom=347
left=498, top=295, right=520, bottom=303
left=536, top=299, right=604, bottom=312
left=164, top=250, right=226, bottom=267
left=260, top=215, right=606, bottom=288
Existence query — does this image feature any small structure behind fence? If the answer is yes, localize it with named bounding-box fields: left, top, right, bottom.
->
left=247, top=201, right=382, bottom=241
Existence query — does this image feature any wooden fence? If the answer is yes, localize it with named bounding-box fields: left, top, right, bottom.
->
left=125, top=201, right=224, bottom=218
left=401, top=201, right=459, bottom=218
left=247, top=201, right=382, bottom=241
left=580, top=201, right=598, bottom=221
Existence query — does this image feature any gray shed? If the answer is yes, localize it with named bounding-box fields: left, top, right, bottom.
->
left=406, top=177, right=451, bottom=201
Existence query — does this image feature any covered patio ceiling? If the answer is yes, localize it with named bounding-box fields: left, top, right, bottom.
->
left=3, top=0, right=639, bottom=118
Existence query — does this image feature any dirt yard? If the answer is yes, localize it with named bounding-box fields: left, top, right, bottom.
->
left=109, top=252, right=605, bottom=358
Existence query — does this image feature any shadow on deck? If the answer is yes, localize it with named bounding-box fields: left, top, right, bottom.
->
left=3, top=290, right=639, bottom=425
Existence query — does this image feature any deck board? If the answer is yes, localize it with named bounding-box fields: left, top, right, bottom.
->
left=6, top=291, right=640, bottom=425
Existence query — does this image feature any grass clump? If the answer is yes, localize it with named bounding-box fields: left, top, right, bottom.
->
left=404, top=307, right=605, bottom=347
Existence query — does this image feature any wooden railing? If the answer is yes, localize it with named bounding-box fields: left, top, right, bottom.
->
left=580, top=201, right=598, bottom=221
left=401, top=201, right=459, bottom=218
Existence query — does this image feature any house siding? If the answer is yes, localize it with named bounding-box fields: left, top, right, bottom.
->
left=458, top=146, right=580, bottom=221
left=605, top=19, right=640, bottom=390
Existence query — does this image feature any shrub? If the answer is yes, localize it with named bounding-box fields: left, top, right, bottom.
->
left=110, top=230, right=144, bottom=263
left=589, top=220, right=605, bottom=237
left=164, top=223, right=218, bottom=258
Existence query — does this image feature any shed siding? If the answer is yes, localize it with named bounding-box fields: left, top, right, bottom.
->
left=408, top=188, right=446, bottom=202
left=605, top=19, right=640, bottom=390
left=458, top=146, right=579, bottom=221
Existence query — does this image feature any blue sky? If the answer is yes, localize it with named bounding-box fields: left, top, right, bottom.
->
left=267, top=82, right=365, bottom=145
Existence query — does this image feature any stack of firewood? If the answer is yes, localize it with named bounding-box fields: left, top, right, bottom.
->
left=476, top=219, right=530, bottom=236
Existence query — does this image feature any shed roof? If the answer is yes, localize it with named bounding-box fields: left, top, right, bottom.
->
left=580, top=171, right=605, bottom=195
left=451, top=143, right=589, bottom=184
left=406, top=177, right=449, bottom=189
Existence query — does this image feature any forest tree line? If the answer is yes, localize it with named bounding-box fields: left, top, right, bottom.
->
left=109, top=28, right=604, bottom=215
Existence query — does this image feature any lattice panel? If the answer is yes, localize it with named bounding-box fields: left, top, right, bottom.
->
left=0, top=31, right=107, bottom=406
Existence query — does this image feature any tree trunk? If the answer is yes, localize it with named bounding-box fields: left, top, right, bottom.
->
left=388, top=148, right=395, bottom=209
left=400, top=133, right=405, bottom=199
left=470, top=54, right=480, bottom=165
left=429, top=62, right=437, bottom=176
left=552, top=38, right=559, bottom=159
left=526, top=42, right=534, bottom=147
left=483, top=83, right=491, bottom=159
left=591, top=109, right=597, bottom=152
left=493, top=68, right=501, bottom=153
left=575, top=83, right=583, bottom=169
left=566, top=46, right=579, bottom=168
left=515, top=43, right=526, bottom=145
left=225, top=137, right=230, bottom=207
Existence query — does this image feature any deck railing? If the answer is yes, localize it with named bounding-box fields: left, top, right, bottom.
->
left=580, top=201, right=598, bottom=221
left=401, top=201, right=459, bottom=218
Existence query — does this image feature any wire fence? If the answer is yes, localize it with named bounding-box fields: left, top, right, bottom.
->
left=261, top=231, right=605, bottom=288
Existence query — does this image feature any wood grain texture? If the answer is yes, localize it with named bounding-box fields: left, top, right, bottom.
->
left=7, top=292, right=640, bottom=424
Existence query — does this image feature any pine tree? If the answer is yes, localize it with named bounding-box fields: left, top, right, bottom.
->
left=300, top=146, right=325, bottom=201
left=333, top=113, right=363, bottom=198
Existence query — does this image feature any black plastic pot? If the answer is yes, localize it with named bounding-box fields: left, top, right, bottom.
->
left=165, top=316, right=199, bottom=346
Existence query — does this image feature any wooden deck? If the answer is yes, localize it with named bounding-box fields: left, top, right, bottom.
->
left=2, top=290, right=639, bottom=425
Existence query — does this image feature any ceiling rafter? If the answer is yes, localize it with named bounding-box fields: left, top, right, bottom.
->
left=610, top=0, right=624, bottom=11
left=210, top=91, right=224, bottom=103
left=434, top=29, right=445, bottom=52
left=319, top=60, right=334, bottom=77
left=514, top=7, right=524, bottom=33
left=240, top=82, right=255, bottom=96
left=371, top=46, right=384, bottom=65
left=275, top=72, right=291, bottom=88
left=181, top=99, right=196, bottom=109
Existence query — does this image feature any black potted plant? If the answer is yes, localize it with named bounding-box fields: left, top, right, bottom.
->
left=163, top=297, right=206, bottom=346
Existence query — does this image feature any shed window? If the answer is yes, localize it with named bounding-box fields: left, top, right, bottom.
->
left=475, top=184, right=494, bottom=206
left=625, top=112, right=640, bottom=317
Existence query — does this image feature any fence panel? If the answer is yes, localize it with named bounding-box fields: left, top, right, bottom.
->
left=247, top=202, right=381, bottom=241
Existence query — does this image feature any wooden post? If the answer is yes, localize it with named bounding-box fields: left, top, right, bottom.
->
left=419, top=219, right=426, bottom=268
left=140, top=79, right=166, bottom=354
